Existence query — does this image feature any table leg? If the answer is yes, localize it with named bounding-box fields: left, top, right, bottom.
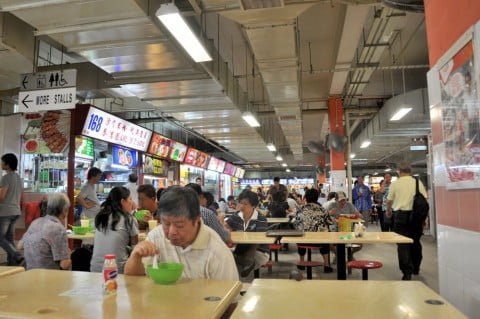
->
left=336, top=243, right=346, bottom=280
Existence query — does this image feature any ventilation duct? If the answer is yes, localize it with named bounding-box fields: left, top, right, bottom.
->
left=382, top=0, right=424, bottom=12
left=239, top=0, right=284, bottom=10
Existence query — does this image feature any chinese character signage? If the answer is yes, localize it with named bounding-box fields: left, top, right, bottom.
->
left=143, top=155, right=168, bottom=176
left=112, top=145, right=137, bottom=168
left=147, top=133, right=173, bottom=158
left=82, top=107, right=152, bottom=152
left=169, top=141, right=187, bottom=162
left=184, top=148, right=210, bottom=169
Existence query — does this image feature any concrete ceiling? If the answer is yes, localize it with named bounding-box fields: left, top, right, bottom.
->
left=0, top=0, right=430, bottom=174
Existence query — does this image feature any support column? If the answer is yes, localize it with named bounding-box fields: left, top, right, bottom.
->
left=328, top=97, right=347, bottom=194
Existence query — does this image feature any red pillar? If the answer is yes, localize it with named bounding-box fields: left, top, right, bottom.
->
left=328, top=96, right=345, bottom=170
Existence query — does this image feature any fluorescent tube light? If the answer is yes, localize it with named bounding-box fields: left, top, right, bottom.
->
left=282, top=163, right=288, bottom=167
left=266, top=143, right=276, bottom=151
left=156, top=3, right=212, bottom=62
left=242, top=112, right=260, bottom=127
left=385, top=168, right=392, bottom=172
left=390, top=107, right=412, bottom=121
left=276, top=155, right=283, bottom=161
left=360, top=140, right=371, bottom=148
left=286, top=169, right=291, bottom=172
left=410, top=145, right=427, bottom=151
left=350, top=153, right=356, bottom=159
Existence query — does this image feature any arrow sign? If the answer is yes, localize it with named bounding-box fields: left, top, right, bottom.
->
left=22, top=76, right=28, bottom=90
left=21, top=94, right=33, bottom=109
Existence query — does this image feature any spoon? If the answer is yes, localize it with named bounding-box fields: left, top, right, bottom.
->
left=152, top=255, right=159, bottom=269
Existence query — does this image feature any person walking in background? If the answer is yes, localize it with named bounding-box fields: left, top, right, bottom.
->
left=22, top=193, right=71, bottom=270
left=90, top=186, right=139, bottom=274
left=352, top=176, right=372, bottom=224
left=77, top=167, right=102, bottom=219
left=0, top=153, right=24, bottom=266
left=267, top=177, right=288, bottom=199
left=382, top=173, right=393, bottom=231
left=124, top=173, right=139, bottom=208
left=386, top=162, right=427, bottom=280
left=374, top=180, right=386, bottom=231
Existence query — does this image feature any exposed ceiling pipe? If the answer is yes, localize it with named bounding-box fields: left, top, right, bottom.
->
left=304, top=63, right=428, bottom=73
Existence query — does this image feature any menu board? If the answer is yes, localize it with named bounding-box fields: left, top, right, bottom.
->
left=184, top=148, right=210, bottom=168
left=169, top=141, right=187, bottom=162
left=75, top=136, right=94, bottom=160
left=23, top=111, right=70, bottom=154
left=216, top=160, right=226, bottom=173
left=223, top=162, right=236, bottom=176
left=112, top=145, right=137, bottom=168
left=208, top=157, right=219, bottom=171
left=82, top=107, right=152, bottom=152
left=235, top=167, right=245, bottom=178
left=143, top=155, right=168, bottom=176
left=147, top=133, right=173, bottom=158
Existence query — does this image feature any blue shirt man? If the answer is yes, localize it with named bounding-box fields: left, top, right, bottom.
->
left=352, top=176, right=372, bottom=222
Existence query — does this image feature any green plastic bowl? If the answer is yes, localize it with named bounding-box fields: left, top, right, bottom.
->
left=147, top=262, right=184, bottom=285
left=72, top=226, right=94, bottom=235
left=134, top=210, right=149, bottom=221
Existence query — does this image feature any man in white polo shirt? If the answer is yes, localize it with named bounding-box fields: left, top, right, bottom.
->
left=125, top=186, right=238, bottom=281
left=386, top=161, right=427, bottom=281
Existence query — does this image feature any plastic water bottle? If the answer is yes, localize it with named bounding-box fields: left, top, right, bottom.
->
left=103, top=254, right=118, bottom=295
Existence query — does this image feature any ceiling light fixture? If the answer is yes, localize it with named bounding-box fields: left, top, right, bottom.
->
left=410, top=145, right=427, bottom=151
left=241, top=112, right=260, bottom=127
left=350, top=153, right=356, bottom=159
left=276, top=155, right=283, bottom=161
left=286, top=168, right=291, bottom=172
left=390, top=107, right=412, bottom=121
left=282, top=163, right=288, bottom=167
left=156, top=3, right=212, bottom=62
left=385, top=168, right=392, bottom=172
left=266, top=143, right=276, bottom=152
left=360, top=140, right=371, bottom=148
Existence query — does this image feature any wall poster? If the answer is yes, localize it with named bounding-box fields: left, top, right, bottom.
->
left=439, top=30, right=480, bottom=189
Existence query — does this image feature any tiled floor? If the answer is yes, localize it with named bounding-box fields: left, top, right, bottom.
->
left=243, top=224, right=439, bottom=293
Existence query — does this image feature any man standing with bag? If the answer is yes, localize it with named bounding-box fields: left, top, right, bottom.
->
left=386, top=162, right=428, bottom=280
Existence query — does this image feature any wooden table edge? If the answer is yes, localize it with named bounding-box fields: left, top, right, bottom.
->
left=0, top=266, right=25, bottom=278
left=211, top=281, right=242, bottom=319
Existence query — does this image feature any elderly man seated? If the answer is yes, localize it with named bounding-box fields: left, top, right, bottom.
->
left=124, top=186, right=238, bottom=280
left=22, top=193, right=71, bottom=270
left=225, top=190, right=269, bottom=277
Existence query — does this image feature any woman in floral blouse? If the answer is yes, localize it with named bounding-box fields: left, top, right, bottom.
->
left=294, top=188, right=335, bottom=273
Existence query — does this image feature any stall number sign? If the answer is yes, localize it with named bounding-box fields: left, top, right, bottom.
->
left=18, top=69, right=77, bottom=113
left=82, top=107, right=152, bottom=152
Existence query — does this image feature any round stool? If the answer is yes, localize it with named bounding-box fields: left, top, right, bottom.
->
left=347, top=260, right=383, bottom=280
left=295, top=260, right=323, bottom=279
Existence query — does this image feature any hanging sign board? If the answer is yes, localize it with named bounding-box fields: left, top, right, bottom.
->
left=18, top=69, right=77, bottom=113
left=81, top=107, right=152, bottom=152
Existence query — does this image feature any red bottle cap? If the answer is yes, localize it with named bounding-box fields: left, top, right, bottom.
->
left=104, top=254, right=116, bottom=259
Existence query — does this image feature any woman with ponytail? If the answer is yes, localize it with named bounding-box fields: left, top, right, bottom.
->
left=90, top=186, right=139, bottom=273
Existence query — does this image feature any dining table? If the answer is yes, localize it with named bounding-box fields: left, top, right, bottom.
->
left=0, top=269, right=242, bottom=319
left=281, top=231, right=413, bottom=279
left=0, top=266, right=24, bottom=278
left=231, top=279, right=467, bottom=319
left=266, top=217, right=290, bottom=224
left=230, top=231, right=276, bottom=244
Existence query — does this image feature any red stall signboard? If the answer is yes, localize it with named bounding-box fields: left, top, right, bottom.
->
left=184, top=148, right=210, bottom=169
left=147, top=133, right=173, bottom=159
left=82, top=107, right=152, bottom=152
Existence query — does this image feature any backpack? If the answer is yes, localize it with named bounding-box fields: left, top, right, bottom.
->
left=411, top=177, right=429, bottom=226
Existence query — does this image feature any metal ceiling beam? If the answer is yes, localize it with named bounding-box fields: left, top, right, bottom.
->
left=67, top=37, right=169, bottom=52
left=0, top=0, right=97, bottom=11
left=105, top=72, right=211, bottom=85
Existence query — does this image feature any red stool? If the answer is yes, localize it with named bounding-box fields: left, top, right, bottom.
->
left=347, top=260, right=383, bottom=280
left=297, top=245, right=320, bottom=261
left=295, top=260, right=323, bottom=279
left=269, top=244, right=282, bottom=262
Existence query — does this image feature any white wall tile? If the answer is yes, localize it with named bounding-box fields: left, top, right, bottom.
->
left=438, top=225, right=480, bottom=318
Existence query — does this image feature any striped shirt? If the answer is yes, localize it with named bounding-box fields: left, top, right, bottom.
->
left=200, top=206, right=229, bottom=243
